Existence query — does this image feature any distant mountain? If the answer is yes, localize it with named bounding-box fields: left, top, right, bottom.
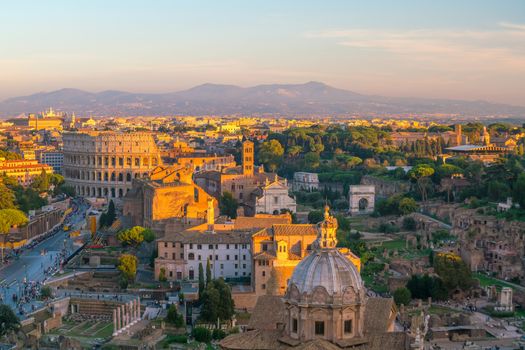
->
left=1, top=82, right=524, bottom=117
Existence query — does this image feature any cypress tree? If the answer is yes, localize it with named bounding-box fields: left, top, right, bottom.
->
left=198, top=262, right=205, bottom=299
left=206, top=259, right=212, bottom=286
left=107, top=200, right=116, bottom=226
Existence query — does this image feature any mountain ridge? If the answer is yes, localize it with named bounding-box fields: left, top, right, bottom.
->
left=1, top=82, right=524, bottom=117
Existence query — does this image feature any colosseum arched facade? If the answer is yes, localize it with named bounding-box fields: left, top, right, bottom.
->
left=62, top=131, right=162, bottom=199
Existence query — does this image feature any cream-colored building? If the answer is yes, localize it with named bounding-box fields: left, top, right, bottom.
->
left=62, top=131, right=161, bottom=199
left=0, top=159, right=53, bottom=187
left=254, top=177, right=297, bottom=214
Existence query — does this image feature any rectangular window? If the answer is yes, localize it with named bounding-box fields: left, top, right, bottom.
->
left=226, top=244, right=229, bottom=249
left=209, top=244, right=213, bottom=249
left=292, top=319, right=298, bottom=333
left=189, top=270, right=194, bottom=279
left=315, top=321, right=325, bottom=336
left=344, top=320, right=352, bottom=334
left=226, top=255, right=230, bottom=260
left=197, top=244, right=202, bottom=249
left=215, top=255, right=218, bottom=261
left=190, top=243, right=193, bottom=249
left=220, top=264, right=224, bottom=269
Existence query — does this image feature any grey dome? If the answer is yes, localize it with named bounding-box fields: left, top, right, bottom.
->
left=287, top=248, right=363, bottom=300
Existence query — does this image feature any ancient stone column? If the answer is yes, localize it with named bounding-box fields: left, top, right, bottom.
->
left=128, top=301, right=133, bottom=323
left=117, top=307, right=121, bottom=332
left=136, top=298, right=141, bottom=320
left=112, top=309, right=117, bottom=336
left=121, top=304, right=127, bottom=328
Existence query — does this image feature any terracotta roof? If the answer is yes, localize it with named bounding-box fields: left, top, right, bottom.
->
left=247, top=295, right=286, bottom=330
left=160, top=230, right=252, bottom=244
left=234, top=215, right=291, bottom=230
left=363, top=298, right=396, bottom=335
left=253, top=251, right=276, bottom=260
left=272, top=224, right=318, bottom=237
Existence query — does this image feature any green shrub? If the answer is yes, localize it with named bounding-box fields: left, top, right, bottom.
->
left=192, top=327, right=212, bottom=343
left=212, top=328, right=226, bottom=340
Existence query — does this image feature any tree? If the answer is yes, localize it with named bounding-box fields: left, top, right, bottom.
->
left=0, top=209, right=28, bottom=262
left=433, top=253, right=473, bottom=292
left=200, top=278, right=234, bottom=322
left=307, top=210, right=324, bottom=224
left=259, top=139, right=284, bottom=172
left=198, top=262, right=205, bottom=300
left=192, top=327, right=212, bottom=343
left=117, top=226, right=155, bottom=247
left=0, top=183, right=15, bottom=210
left=118, top=254, right=138, bottom=281
left=408, top=164, right=435, bottom=202
left=40, top=285, right=53, bottom=300
left=106, top=200, right=116, bottom=227
left=166, top=304, right=184, bottom=327
left=219, top=191, right=238, bottom=219
left=393, top=287, right=411, bottom=306
left=200, top=284, right=220, bottom=322
left=117, top=226, right=145, bottom=247
left=159, top=267, right=167, bottom=282
left=0, top=304, right=20, bottom=336
left=513, top=173, right=525, bottom=208
left=398, top=197, right=417, bottom=215
left=142, top=228, right=155, bottom=242
left=402, top=217, right=417, bottom=231
left=206, top=259, right=212, bottom=286
left=304, top=152, right=320, bottom=170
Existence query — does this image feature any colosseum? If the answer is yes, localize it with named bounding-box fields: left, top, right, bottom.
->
left=62, top=131, right=162, bottom=199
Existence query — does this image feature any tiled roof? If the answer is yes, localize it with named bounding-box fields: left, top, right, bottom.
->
left=234, top=215, right=291, bottom=230
left=363, top=297, right=395, bottom=335
left=160, top=230, right=252, bottom=244
left=253, top=251, right=276, bottom=260
left=272, top=224, right=317, bottom=237
left=247, top=295, right=286, bottom=330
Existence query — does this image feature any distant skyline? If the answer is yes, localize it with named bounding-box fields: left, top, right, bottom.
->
left=1, top=1, right=524, bottom=105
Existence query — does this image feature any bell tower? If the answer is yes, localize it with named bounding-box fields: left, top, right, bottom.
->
left=242, top=140, right=254, bottom=176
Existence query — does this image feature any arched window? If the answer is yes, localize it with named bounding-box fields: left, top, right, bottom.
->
left=188, top=253, right=195, bottom=260
left=126, top=173, right=132, bottom=182
left=118, top=173, right=123, bottom=182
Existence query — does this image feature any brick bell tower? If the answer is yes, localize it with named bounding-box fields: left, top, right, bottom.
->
left=242, top=140, right=254, bottom=176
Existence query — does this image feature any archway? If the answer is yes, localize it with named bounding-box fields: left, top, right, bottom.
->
left=358, top=198, right=369, bottom=212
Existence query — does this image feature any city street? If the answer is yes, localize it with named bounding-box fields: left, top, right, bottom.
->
left=0, top=200, right=89, bottom=316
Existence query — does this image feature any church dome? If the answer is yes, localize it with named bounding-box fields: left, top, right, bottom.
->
left=286, top=206, right=364, bottom=305
left=287, top=248, right=364, bottom=302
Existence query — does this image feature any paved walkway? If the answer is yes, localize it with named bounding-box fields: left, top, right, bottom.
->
left=0, top=201, right=89, bottom=317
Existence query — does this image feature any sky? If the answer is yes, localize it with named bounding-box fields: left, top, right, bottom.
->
left=1, top=0, right=524, bottom=105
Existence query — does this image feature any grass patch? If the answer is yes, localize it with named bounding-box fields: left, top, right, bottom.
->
left=381, top=239, right=406, bottom=251
left=93, top=323, right=114, bottom=338
left=474, top=273, right=517, bottom=290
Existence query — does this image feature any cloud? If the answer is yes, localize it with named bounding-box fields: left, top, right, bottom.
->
left=305, top=24, right=525, bottom=72
left=499, top=22, right=525, bottom=31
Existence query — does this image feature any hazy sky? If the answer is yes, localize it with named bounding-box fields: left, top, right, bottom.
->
left=1, top=0, right=525, bottom=105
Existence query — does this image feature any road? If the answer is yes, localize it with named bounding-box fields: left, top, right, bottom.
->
left=0, top=199, right=89, bottom=316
